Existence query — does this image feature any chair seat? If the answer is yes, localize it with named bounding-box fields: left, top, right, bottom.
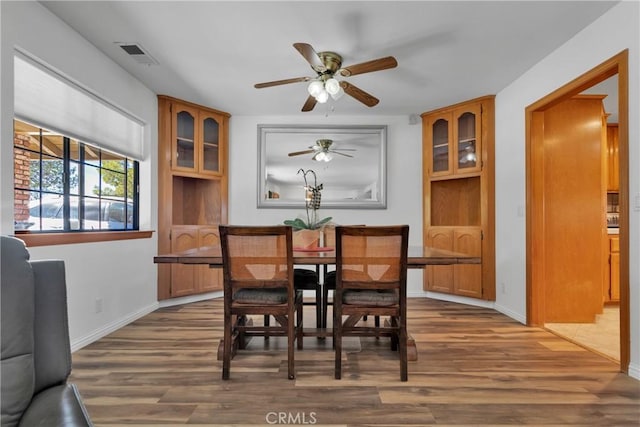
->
left=233, top=288, right=289, bottom=305
left=343, top=289, right=398, bottom=306
left=294, top=268, right=319, bottom=290
left=324, top=270, right=336, bottom=289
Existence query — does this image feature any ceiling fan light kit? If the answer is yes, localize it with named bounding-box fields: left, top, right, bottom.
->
left=313, top=151, right=333, bottom=162
left=288, top=138, right=356, bottom=162
left=254, top=42, right=397, bottom=112
left=307, top=77, right=344, bottom=104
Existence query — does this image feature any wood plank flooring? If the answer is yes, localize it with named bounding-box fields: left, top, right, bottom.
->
left=69, top=298, right=640, bottom=426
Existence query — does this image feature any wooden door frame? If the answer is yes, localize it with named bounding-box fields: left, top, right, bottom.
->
left=525, top=50, right=629, bottom=373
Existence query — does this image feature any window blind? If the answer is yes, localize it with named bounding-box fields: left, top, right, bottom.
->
left=14, top=53, right=145, bottom=160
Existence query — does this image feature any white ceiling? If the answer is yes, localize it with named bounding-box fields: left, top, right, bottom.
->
left=41, top=1, right=618, bottom=117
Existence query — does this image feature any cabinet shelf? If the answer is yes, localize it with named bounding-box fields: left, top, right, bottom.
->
left=458, top=137, right=476, bottom=144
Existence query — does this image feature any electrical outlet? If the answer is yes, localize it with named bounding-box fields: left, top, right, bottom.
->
left=500, top=282, right=506, bottom=294
left=94, top=297, right=103, bottom=313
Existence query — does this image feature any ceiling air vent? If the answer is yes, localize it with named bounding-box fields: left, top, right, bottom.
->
left=115, top=42, right=159, bottom=65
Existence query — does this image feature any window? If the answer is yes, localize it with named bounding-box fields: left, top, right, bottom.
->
left=14, top=119, right=139, bottom=232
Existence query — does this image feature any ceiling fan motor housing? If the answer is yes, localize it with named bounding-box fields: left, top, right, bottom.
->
left=317, top=139, right=333, bottom=149
left=316, top=52, right=342, bottom=74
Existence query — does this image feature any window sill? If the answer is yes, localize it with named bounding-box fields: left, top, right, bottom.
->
left=14, top=230, right=154, bottom=247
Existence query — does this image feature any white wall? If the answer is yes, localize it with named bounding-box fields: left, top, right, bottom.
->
left=494, top=1, right=640, bottom=378
left=229, top=115, right=498, bottom=309
left=0, top=2, right=159, bottom=348
left=229, top=115, right=430, bottom=295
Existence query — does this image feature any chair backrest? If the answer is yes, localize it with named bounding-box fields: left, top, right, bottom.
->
left=335, top=225, right=409, bottom=294
left=1, top=236, right=36, bottom=426
left=1, top=236, right=73, bottom=427
left=219, top=225, right=294, bottom=296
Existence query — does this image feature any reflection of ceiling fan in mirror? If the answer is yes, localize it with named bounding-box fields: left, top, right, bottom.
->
left=254, top=43, right=397, bottom=112
left=288, top=139, right=356, bottom=162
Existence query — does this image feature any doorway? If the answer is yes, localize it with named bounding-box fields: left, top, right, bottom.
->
left=526, top=50, right=630, bottom=372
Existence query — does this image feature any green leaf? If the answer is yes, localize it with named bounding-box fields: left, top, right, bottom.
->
left=284, top=218, right=310, bottom=230
left=313, top=216, right=333, bottom=229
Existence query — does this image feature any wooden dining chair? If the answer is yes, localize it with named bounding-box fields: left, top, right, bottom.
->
left=219, top=225, right=303, bottom=380
left=323, top=224, right=373, bottom=330
left=333, top=225, right=410, bottom=381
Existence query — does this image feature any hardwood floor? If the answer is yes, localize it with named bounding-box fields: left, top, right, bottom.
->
left=69, top=298, right=640, bottom=426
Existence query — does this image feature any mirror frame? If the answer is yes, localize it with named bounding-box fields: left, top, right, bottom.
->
left=257, top=124, right=387, bottom=209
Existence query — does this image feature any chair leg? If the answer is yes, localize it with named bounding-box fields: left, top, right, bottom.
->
left=222, top=311, right=232, bottom=380
left=322, top=286, right=329, bottom=329
left=390, top=316, right=399, bottom=351
left=264, top=315, right=270, bottom=340
left=288, top=313, right=295, bottom=380
left=297, top=300, right=304, bottom=350
left=334, top=305, right=342, bottom=379
left=399, top=324, right=408, bottom=382
left=315, top=284, right=322, bottom=329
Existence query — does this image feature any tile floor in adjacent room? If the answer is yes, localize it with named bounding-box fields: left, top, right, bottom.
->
left=545, top=305, right=620, bottom=361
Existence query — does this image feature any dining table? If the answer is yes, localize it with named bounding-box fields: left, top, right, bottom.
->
left=154, top=245, right=480, bottom=267
left=154, top=245, right=481, bottom=361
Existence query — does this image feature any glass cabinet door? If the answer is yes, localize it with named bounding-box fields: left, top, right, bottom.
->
left=454, top=104, right=481, bottom=173
left=431, top=117, right=450, bottom=174
left=457, top=112, right=477, bottom=170
left=174, top=107, right=196, bottom=170
left=200, top=114, right=220, bottom=174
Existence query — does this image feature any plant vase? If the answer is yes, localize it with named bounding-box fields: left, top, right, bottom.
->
left=293, top=228, right=322, bottom=250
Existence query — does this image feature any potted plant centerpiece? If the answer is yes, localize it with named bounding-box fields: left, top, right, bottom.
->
left=284, top=169, right=332, bottom=249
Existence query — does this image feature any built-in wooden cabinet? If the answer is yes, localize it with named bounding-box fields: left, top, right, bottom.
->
left=606, top=124, right=619, bottom=192
left=427, top=102, right=482, bottom=177
left=158, top=95, right=230, bottom=300
left=605, top=234, right=620, bottom=302
left=171, top=103, right=224, bottom=177
left=426, top=227, right=482, bottom=298
left=169, top=226, right=222, bottom=297
left=422, top=96, right=495, bottom=300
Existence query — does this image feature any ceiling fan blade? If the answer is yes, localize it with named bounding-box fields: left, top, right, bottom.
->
left=332, top=151, right=354, bottom=158
left=338, top=56, right=398, bottom=77
left=301, top=95, right=317, bottom=112
left=340, top=81, right=379, bottom=107
left=288, top=149, right=315, bottom=157
left=254, top=76, right=310, bottom=88
left=293, top=43, right=326, bottom=72
left=331, top=148, right=357, bottom=152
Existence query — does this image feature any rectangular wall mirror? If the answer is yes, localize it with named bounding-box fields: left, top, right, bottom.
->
left=258, top=124, right=387, bottom=209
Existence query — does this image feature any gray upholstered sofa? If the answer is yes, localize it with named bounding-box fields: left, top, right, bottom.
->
left=1, top=235, right=93, bottom=427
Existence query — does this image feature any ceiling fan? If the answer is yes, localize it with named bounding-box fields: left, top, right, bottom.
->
left=288, top=139, right=356, bottom=162
left=254, top=43, right=398, bottom=112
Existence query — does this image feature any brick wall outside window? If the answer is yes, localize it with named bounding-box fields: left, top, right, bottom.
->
left=14, top=133, right=32, bottom=222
